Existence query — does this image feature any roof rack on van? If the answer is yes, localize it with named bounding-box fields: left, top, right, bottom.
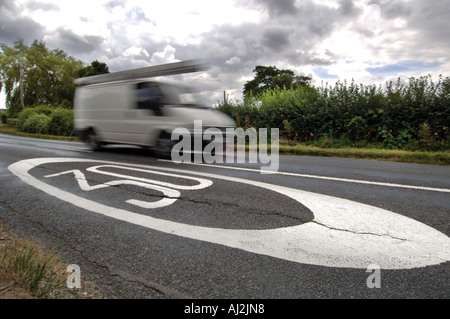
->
left=74, top=59, right=209, bottom=86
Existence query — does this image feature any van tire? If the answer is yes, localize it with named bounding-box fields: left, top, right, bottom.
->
left=154, top=133, right=175, bottom=159
left=87, top=129, right=102, bottom=151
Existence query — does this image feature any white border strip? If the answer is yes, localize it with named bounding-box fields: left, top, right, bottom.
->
left=158, top=159, right=450, bottom=193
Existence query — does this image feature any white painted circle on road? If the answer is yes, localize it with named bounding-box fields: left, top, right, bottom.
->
left=8, top=157, right=450, bottom=269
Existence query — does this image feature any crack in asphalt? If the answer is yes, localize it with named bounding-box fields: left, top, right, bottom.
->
left=310, top=219, right=409, bottom=242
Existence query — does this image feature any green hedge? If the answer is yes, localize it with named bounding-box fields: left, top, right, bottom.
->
left=22, top=113, right=50, bottom=134
left=217, top=75, right=450, bottom=151
left=15, top=105, right=74, bottom=136
left=46, top=108, right=73, bottom=136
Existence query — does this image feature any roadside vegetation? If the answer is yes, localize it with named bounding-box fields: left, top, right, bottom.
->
left=218, top=71, right=449, bottom=152
left=2, top=104, right=74, bottom=137
left=0, top=222, right=102, bottom=299
left=217, top=67, right=449, bottom=165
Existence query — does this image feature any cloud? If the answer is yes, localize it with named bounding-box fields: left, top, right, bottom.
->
left=150, top=45, right=178, bottom=64
left=338, top=0, right=359, bottom=17
left=225, top=56, right=241, bottom=66
left=124, top=46, right=149, bottom=58
left=371, top=0, right=412, bottom=20
left=103, top=0, right=126, bottom=12
left=406, top=0, right=450, bottom=53
left=0, top=0, right=46, bottom=43
left=261, top=27, right=292, bottom=51
left=255, top=0, right=297, bottom=17
left=44, top=27, right=105, bottom=56
left=1, top=0, right=450, bottom=108
left=27, top=0, right=59, bottom=11
left=0, top=0, right=351, bottom=103
left=359, top=0, right=450, bottom=65
left=126, top=6, right=155, bottom=25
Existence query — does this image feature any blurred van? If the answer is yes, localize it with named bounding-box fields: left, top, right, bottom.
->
left=73, top=61, right=235, bottom=157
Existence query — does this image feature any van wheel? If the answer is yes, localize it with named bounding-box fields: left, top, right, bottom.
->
left=87, top=130, right=102, bottom=151
left=154, top=133, right=174, bottom=159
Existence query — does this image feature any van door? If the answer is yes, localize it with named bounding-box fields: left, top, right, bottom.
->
left=118, top=82, right=166, bottom=145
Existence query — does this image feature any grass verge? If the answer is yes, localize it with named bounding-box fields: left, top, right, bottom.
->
left=0, top=222, right=103, bottom=299
left=0, top=124, right=79, bottom=142
left=278, top=143, right=450, bottom=166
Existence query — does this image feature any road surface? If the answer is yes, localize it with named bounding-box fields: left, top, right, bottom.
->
left=0, top=133, right=449, bottom=301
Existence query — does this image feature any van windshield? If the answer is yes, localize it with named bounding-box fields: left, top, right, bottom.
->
left=158, top=83, right=205, bottom=106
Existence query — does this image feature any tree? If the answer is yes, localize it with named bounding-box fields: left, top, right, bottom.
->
left=75, top=60, right=110, bottom=78
left=243, top=65, right=312, bottom=96
left=0, top=39, right=84, bottom=115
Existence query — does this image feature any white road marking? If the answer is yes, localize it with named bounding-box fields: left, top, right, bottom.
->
left=8, top=157, right=450, bottom=270
left=45, top=169, right=181, bottom=209
left=86, top=165, right=213, bottom=190
left=158, top=159, right=450, bottom=193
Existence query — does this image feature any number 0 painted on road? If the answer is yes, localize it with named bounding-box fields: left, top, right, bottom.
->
left=9, top=157, right=450, bottom=269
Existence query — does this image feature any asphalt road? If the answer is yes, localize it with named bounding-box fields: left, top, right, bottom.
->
left=0, top=133, right=449, bottom=301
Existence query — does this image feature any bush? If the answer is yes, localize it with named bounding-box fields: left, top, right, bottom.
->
left=46, top=108, right=74, bottom=136
left=22, top=113, right=50, bottom=134
left=16, top=108, right=37, bottom=131
left=6, top=118, right=18, bottom=128
left=15, top=106, right=74, bottom=136
left=0, top=112, right=7, bottom=124
left=33, top=104, right=54, bottom=116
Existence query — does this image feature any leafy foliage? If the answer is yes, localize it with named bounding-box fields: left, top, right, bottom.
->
left=15, top=106, right=74, bottom=136
left=243, top=65, right=311, bottom=96
left=75, top=60, right=110, bottom=78
left=218, top=75, right=450, bottom=151
left=0, top=39, right=84, bottom=115
left=46, top=108, right=74, bottom=136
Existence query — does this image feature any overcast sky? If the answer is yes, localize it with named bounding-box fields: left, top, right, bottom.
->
left=1, top=0, right=450, bottom=108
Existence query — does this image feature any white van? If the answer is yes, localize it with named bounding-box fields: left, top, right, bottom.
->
left=73, top=61, right=235, bottom=157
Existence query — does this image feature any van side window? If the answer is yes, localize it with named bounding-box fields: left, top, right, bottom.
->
left=136, top=82, right=164, bottom=116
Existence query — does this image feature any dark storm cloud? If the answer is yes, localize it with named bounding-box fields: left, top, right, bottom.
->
left=369, top=0, right=412, bottom=20
left=338, top=0, right=359, bottom=17
left=2, top=0, right=448, bottom=104
left=171, top=23, right=258, bottom=62
left=166, top=0, right=349, bottom=86
left=255, top=0, right=297, bottom=17
left=162, top=1, right=349, bottom=100
left=261, top=27, right=292, bottom=51
left=407, top=0, right=450, bottom=38
left=0, top=0, right=45, bottom=44
left=46, top=27, right=105, bottom=55
left=285, top=50, right=335, bottom=67
left=364, top=0, right=450, bottom=62
left=301, top=3, right=343, bottom=38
